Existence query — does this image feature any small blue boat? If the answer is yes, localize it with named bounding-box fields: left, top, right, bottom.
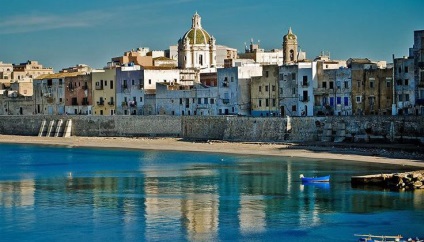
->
left=300, top=174, right=330, bottom=183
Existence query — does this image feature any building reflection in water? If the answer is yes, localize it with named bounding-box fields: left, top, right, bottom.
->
left=2, top=151, right=424, bottom=240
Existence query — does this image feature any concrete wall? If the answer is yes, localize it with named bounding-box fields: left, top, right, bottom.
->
left=1, top=115, right=424, bottom=143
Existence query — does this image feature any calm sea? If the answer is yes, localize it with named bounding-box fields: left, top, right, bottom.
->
left=0, top=143, right=423, bottom=242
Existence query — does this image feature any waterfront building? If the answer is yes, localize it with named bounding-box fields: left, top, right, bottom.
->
left=216, top=45, right=238, bottom=67
left=395, top=30, right=424, bottom=115
left=413, top=30, right=424, bottom=115
left=217, top=65, right=262, bottom=115
left=178, top=12, right=216, bottom=69
left=92, top=68, right=116, bottom=115
left=64, top=73, right=93, bottom=115
left=239, top=40, right=284, bottom=66
left=0, top=93, right=33, bottom=115
left=279, top=62, right=316, bottom=117
left=314, top=55, right=352, bottom=116
left=394, top=57, right=415, bottom=115
left=251, top=65, right=280, bottom=117
left=33, top=73, right=76, bottom=115
left=115, top=65, right=143, bottom=115
left=350, top=60, right=393, bottom=115
left=155, top=83, right=218, bottom=116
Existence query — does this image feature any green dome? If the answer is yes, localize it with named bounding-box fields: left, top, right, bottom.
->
left=183, top=28, right=211, bottom=45
left=284, top=27, right=297, bottom=41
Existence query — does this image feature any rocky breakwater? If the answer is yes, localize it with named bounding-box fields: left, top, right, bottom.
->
left=351, top=170, right=424, bottom=190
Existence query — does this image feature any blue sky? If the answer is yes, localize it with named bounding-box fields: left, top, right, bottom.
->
left=0, top=0, right=423, bottom=71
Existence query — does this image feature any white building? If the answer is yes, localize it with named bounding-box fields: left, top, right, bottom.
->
left=217, top=65, right=262, bottom=115
left=178, top=12, right=216, bottom=69
left=155, top=83, right=218, bottom=116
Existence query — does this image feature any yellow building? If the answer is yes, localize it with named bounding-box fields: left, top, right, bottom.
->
left=92, top=68, right=116, bottom=115
left=251, top=65, right=279, bottom=116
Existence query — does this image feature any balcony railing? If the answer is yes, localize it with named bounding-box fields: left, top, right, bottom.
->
left=222, top=99, right=230, bottom=104
left=95, top=85, right=103, bottom=90
left=107, top=101, right=114, bottom=105
left=97, top=101, right=105, bottom=106
left=129, top=101, right=137, bottom=107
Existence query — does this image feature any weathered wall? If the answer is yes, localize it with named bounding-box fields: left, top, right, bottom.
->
left=0, top=115, right=424, bottom=143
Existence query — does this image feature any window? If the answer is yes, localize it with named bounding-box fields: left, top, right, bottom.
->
left=336, top=97, right=341, bottom=105
left=279, top=73, right=284, bottom=81
left=259, top=86, right=262, bottom=92
left=370, top=81, right=374, bottom=88
left=405, top=94, right=410, bottom=101
left=180, top=98, right=183, bottom=105
left=231, top=77, right=234, bottom=82
left=139, top=97, right=143, bottom=102
left=302, top=76, right=308, bottom=86
left=291, top=105, right=297, bottom=112
left=110, top=80, right=113, bottom=89
left=272, top=85, right=275, bottom=92
left=329, top=81, right=334, bottom=89
left=198, top=98, right=201, bottom=104
left=131, top=80, right=134, bottom=85
left=357, top=81, right=361, bottom=88
left=322, top=82, right=327, bottom=88
left=272, top=98, right=276, bottom=107
left=405, top=66, right=409, bottom=73
left=386, top=80, right=391, bottom=88
left=149, top=79, right=151, bottom=84
left=265, top=71, right=269, bottom=77
left=291, top=73, right=296, bottom=81
left=265, top=99, right=269, bottom=107
left=405, top=79, right=409, bottom=86
left=344, top=97, right=349, bottom=106
left=344, top=81, right=349, bottom=89
left=259, top=99, right=262, bottom=107
left=398, top=67, right=402, bottom=73
left=397, top=79, right=402, bottom=85
left=204, top=98, right=208, bottom=104
left=398, top=94, right=403, bottom=101
left=210, top=99, right=215, bottom=104
left=292, top=88, right=296, bottom=95
left=265, top=85, right=269, bottom=92
left=356, top=96, right=362, bottom=103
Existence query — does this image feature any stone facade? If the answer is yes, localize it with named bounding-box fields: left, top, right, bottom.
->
left=92, top=68, right=116, bottom=116
left=251, top=65, right=279, bottom=117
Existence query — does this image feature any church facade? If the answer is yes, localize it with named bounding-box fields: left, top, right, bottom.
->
left=178, top=12, right=216, bottom=69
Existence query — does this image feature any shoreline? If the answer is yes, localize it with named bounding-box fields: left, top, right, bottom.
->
left=1, top=135, right=424, bottom=168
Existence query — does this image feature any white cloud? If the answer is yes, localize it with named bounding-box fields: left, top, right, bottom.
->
left=0, top=10, right=117, bottom=34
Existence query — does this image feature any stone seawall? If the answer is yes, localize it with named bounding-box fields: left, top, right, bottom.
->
left=0, top=115, right=423, bottom=143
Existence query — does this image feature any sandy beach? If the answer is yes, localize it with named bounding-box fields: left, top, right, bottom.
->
left=1, top=134, right=423, bottom=168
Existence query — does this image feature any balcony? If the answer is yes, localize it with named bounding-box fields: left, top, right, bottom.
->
left=139, top=84, right=144, bottom=89
left=97, top=101, right=104, bottom=106
left=301, top=81, right=309, bottom=87
left=122, top=84, right=128, bottom=89
left=122, top=101, right=128, bottom=107
left=222, top=82, right=229, bottom=87
left=95, top=85, right=103, bottom=90
left=107, top=101, right=114, bottom=105
left=82, top=100, right=89, bottom=105
left=299, top=97, right=310, bottom=102
left=129, top=101, right=137, bottom=107
left=222, top=99, right=230, bottom=104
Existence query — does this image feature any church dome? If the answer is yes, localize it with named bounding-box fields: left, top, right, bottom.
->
left=182, top=12, right=212, bottom=45
left=284, top=27, right=297, bottom=41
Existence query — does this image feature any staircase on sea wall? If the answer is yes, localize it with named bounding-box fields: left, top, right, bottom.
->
left=38, top=119, right=72, bottom=138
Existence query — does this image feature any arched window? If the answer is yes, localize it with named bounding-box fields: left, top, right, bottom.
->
left=290, top=50, right=294, bottom=61
left=199, top=54, right=203, bottom=65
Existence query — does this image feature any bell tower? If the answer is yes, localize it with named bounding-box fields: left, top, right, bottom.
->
left=283, top=27, right=298, bottom=65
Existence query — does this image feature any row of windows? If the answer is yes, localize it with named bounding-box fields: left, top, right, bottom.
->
left=257, top=98, right=277, bottom=107
left=258, top=85, right=276, bottom=92
left=179, top=98, right=215, bottom=106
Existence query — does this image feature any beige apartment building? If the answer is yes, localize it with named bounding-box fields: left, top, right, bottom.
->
left=92, top=68, right=116, bottom=115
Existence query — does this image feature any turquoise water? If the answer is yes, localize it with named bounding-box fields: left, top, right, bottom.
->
left=0, top=143, right=423, bottom=241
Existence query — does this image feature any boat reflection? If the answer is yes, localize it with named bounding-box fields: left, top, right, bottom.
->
left=301, top=182, right=330, bottom=190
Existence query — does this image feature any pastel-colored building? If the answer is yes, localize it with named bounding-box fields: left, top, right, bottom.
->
left=217, top=65, right=262, bottom=115
left=251, top=65, right=280, bottom=117
left=92, top=68, right=116, bottom=115
left=0, top=61, right=13, bottom=81
left=64, top=73, right=93, bottom=115
left=13, top=60, right=54, bottom=80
